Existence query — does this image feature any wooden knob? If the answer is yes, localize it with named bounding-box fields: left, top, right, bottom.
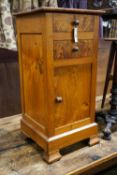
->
left=55, top=96, right=63, bottom=103
left=74, top=19, right=79, bottom=26
left=72, top=46, right=79, bottom=52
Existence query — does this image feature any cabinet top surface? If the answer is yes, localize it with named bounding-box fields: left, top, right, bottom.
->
left=14, top=7, right=105, bottom=16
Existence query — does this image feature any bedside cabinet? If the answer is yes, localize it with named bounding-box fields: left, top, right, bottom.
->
left=15, top=8, right=104, bottom=163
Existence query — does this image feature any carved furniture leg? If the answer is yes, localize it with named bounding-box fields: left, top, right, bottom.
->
left=43, top=150, right=62, bottom=164
left=103, top=41, right=117, bottom=140
left=101, top=41, right=115, bottom=108
left=89, top=135, right=100, bottom=146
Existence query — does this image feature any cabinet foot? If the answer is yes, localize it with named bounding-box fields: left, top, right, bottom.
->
left=43, top=150, right=62, bottom=164
left=88, top=135, right=100, bottom=146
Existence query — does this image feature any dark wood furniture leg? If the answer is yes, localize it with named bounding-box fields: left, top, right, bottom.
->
left=101, top=41, right=115, bottom=108
left=103, top=41, right=117, bottom=140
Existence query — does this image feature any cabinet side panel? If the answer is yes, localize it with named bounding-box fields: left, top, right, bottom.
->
left=20, top=34, right=46, bottom=130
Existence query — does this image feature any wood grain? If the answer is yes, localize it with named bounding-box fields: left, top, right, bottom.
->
left=54, top=65, right=91, bottom=128
left=53, top=40, right=94, bottom=59
left=21, top=34, right=46, bottom=128
left=53, top=14, right=95, bottom=33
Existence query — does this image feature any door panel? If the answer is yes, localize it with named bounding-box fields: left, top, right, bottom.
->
left=54, top=64, right=92, bottom=129
left=21, top=34, right=46, bottom=128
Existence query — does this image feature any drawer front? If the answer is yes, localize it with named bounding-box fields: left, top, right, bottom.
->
left=53, top=14, right=95, bottom=33
left=54, top=39, right=94, bottom=60
left=53, top=14, right=95, bottom=60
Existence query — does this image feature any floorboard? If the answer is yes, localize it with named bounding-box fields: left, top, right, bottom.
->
left=0, top=115, right=117, bottom=175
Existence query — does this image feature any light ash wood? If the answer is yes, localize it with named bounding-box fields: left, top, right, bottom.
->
left=15, top=8, right=103, bottom=163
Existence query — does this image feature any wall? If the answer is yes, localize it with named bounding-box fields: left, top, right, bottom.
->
left=0, top=48, right=21, bottom=118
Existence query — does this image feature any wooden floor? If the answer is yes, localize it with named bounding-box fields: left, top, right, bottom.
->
left=0, top=115, right=117, bottom=175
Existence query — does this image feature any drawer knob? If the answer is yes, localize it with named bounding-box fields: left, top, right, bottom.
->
left=73, top=46, right=79, bottom=52
left=74, top=19, right=79, bottom=26
left=55, top=96, right=63, bottom=103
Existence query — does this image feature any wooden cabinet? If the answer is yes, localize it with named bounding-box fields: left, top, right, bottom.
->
left=15, top=8, right=103, bottom=163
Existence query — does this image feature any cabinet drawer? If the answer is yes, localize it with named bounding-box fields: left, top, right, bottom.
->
left=53, top=14, right=95, bottom=33
left=53, top=39, right=94, bottom=60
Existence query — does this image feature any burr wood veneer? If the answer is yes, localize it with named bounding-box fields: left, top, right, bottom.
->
left=15, top=8, right=104, bottom=163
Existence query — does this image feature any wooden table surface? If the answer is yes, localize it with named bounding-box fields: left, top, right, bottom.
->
left=0, top=115, right=117, bottom=175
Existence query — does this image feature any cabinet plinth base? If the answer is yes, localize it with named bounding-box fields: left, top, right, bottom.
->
left=21, top=118, right=99, bottom=163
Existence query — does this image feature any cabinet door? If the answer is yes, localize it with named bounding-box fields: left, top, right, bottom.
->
left=54, top=64, right=93, bottom=135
